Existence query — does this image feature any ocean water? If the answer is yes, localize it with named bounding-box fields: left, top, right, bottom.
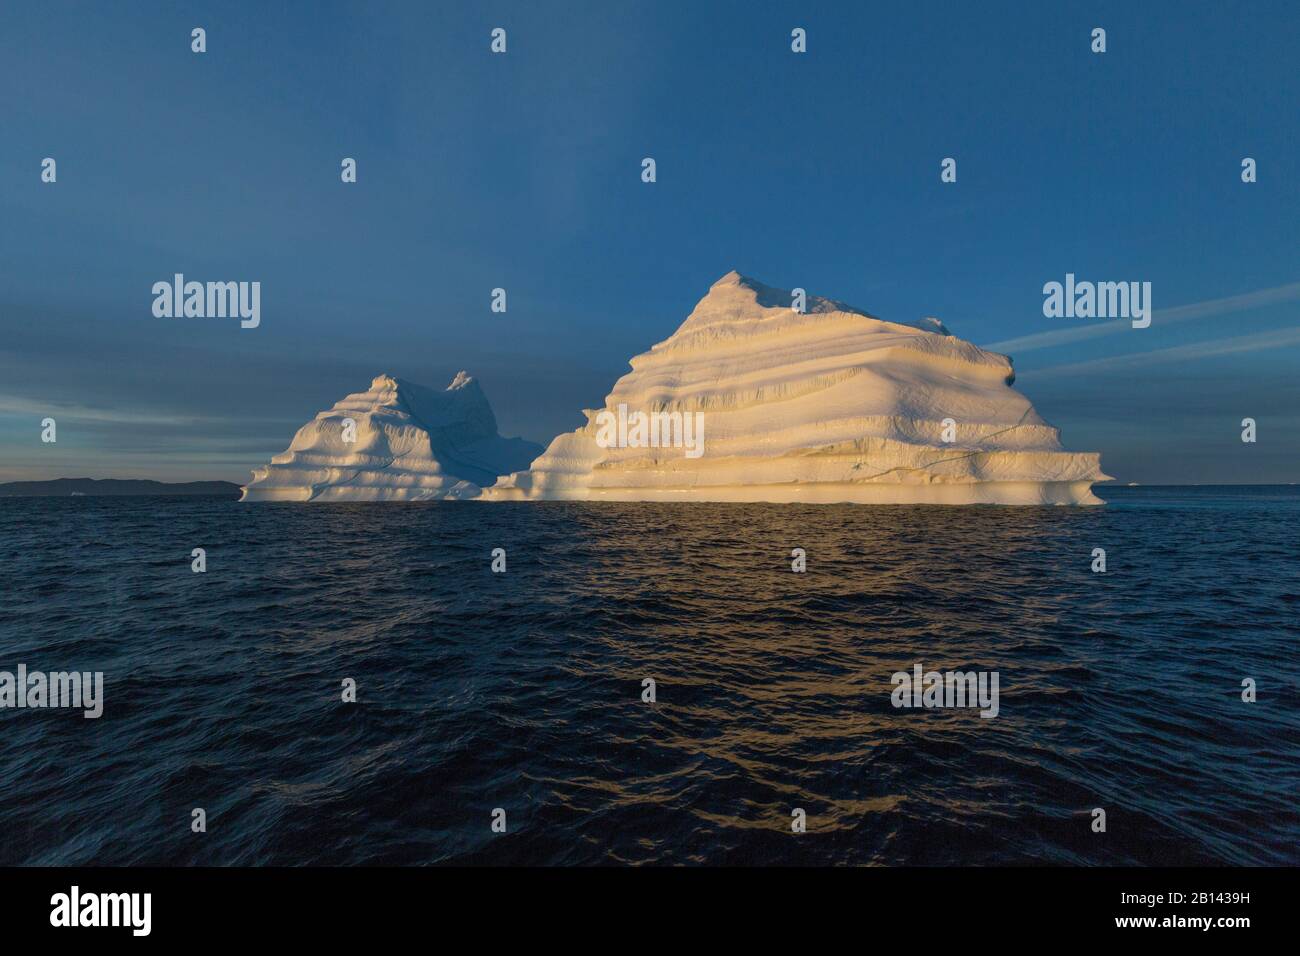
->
left=1, top=486, right=1296, bottom=866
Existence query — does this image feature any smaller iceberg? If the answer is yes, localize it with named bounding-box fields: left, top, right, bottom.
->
left=240, top=372, right=541, bottom=501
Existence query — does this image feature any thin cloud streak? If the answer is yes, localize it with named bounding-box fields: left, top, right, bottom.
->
left=0, top=395, right=208, bottom=426
left=1018, top=326, right=1300, bottom=378
left=984, top=281, right=1300, bottom=354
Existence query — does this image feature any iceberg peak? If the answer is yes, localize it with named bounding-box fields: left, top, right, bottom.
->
left=689, top=270, right=949, bottom=336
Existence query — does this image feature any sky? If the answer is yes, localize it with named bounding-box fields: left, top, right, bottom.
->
left=1, top=0, right=1297, bottom=485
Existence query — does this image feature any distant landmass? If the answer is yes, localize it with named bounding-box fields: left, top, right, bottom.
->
left=0, top=478, right=241, bottom=498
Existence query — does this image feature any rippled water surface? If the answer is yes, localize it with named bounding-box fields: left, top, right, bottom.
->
left=1, top=487, right=1296, bottom=865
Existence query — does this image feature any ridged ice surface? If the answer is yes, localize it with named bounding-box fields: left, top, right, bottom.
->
left=241, top=372, right=541, bottom=501
left=489, top=272, right=1109, bottom=504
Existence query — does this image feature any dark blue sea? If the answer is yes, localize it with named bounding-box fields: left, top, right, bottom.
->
left=1, top=486, right=1296, bottom=866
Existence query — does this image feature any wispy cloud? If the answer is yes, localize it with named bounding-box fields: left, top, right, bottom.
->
left=984, top=282, right=1300, bottom=354
left=0, top=394, right=212, bottom=427
left=1018, top=326, right=1300, bottom=378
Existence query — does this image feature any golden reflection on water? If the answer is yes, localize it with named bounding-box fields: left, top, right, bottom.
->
left=7, top=493, right=1292, bottom=865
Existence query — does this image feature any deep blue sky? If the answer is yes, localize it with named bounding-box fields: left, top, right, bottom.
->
left=2, top=1, right=1297, bottom=483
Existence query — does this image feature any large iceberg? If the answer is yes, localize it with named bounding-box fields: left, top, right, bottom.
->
left=486, top=271, right=1110, bottom=505
left=240, top=372, right=541, bottom=501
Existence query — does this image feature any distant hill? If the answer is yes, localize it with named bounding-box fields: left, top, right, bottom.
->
left=0, top=478, right=242, bottom=498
